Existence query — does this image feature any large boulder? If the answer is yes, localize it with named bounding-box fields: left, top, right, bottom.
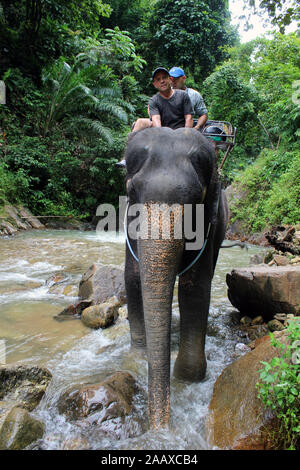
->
left=0, top=364, right=52, bottom=411
left=226, top=266, right=300, bottom=321
left=0, top=406, right=44, bottom=450
left=78, top=263, right=126, bottom=305
left=81, top=296, right=122, bottom=329
left=206, top=332, right=288, bottom=450
left=57, top=371, right=137, bottom=425
left=18, top=206, right=45, bottom=230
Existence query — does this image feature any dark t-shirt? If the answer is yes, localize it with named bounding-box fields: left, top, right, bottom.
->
left=148, top=89, right=193, bottom=129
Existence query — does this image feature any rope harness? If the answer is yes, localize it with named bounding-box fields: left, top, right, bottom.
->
left=124, top=187, right=220, bottom=277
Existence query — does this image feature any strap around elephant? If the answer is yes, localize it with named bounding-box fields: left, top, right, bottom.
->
left=124, top=202, right=212, bottom=277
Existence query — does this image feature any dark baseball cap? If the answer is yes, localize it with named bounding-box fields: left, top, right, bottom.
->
left=152, top=67, right=170, bottom=80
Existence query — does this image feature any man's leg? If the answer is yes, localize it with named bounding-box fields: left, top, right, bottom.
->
left=131, top=118, right=152, bottom=132
left=116, top=119, right=153, bottom=168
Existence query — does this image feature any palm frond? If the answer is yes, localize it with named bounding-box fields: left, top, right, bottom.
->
left=64, top=116, right=114, bottom=145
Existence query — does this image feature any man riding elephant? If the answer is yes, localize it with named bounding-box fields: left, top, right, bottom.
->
left=169, top=66, right=208, bottom=131
left=116, top=67, right=194, bottom=167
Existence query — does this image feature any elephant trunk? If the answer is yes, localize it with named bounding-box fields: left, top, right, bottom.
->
left=138, top=235, right=184, bottom=429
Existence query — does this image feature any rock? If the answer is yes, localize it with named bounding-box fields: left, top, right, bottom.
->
left=206, top=333, right=288, bottom=450
left=18, top=206, right=45, bottom=230
left=54, top=300, right=92, bottom=321
left=273, top=255, right=289, bottom=266
left=0, top=221, right=18, bottom=235
left=274, top=313, right=287, bottom=322
left=226, top=266, right=300, bottom=321
left=265, top=225, right=300, bottom=256
left=290, top=256, right=300, bottom=265
left=118, top=306, right=128, bottom=320
left=251, top=316, right=264, bottom=325
left=238, top=324, right=269, bottom=342
left=0, top=364, right=52, bottom=411
left=0, top=406, right=44, bottom=450
left=46, top=274, right=69, bottom=288
left=240, top=316, right=252, bottom=325
left=234, top=343, right=251, bottom=355
left=78, top=263, right=126, bottom=305
left=57, top=371, right=137, bottom=425
left=264, top=251, right=275, bottom=264
left=3, top=204, right=30, bottom=230
left=268, top=319, right=285, bottom=332
left=249, top=253, right=265, bottom=265
left=81, top=296, right=121, bottom=329
left=285, top=314, right=295, bottom=326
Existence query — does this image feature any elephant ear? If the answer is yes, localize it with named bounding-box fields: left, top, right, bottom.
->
left=125, top=131, right=151, bottom=180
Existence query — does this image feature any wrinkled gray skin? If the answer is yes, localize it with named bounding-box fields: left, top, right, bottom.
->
left=124, top=127, right=228, bottom=429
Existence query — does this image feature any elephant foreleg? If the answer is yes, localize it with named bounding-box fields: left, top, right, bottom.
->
left=125, top=247, right=146, bottom=351
left=174, top=264, right=212, bottom=382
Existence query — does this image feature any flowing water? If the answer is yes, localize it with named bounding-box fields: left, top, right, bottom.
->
left=0, top=229, right=266, bottom=450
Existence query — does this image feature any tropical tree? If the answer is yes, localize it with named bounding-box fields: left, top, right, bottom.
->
left=241, top=0, right=300, bottom=33
left=42, top=28, right=146, bottom=141
left=148, top=0, right=238, bottom=81
left=43, top=59, right=128, bottom=143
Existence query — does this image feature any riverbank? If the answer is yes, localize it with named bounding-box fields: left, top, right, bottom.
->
left=0, top=203, right=45, bottom=236
left=0, top=203, right=93, bottom=236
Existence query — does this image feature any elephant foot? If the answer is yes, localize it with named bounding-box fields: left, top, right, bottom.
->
left=173, top=355, right=207, bottom=382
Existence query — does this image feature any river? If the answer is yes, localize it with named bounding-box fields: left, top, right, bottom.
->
left=0, top=229, right=266, bottom=450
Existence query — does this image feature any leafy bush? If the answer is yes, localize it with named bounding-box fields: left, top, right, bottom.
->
left=230, top=148, right=300, bottom=232
left=256, top=318, right=300, bottom=450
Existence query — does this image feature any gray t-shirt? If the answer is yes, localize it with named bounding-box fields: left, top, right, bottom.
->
left=149, top=89, right=193, bottom=129
left=187, top=88, right=207, bottom=116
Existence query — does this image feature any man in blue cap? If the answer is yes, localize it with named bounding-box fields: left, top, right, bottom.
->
left=116, top=67, right=194, bottom=167
left=169, top=67, right=208, bottom=130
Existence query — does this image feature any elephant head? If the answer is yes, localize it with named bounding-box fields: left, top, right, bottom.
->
left=124, top=127, right=227, bottom=429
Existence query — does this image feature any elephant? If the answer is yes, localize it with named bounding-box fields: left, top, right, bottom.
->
left=123, top=127, right=228, bottom=429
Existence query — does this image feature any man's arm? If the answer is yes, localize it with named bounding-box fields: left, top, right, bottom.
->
left=188, top=89, right=208, bottom=130
left=185, top=114, right=193, bottom=128
left=182, top=91, right=193, bottom=128
left=149, top=96, right=162, bottom=127
left=194, top=114, right=208, bottom=130
left=151, top=114, right=162, bottom=127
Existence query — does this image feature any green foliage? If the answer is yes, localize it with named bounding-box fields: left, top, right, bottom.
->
left=42, top=57, right=129, bottom=141
left=0, top=162, right=30, bottom=206
left=230, top=149, right=300, bottom=232
left=256, top=318, right=300, bottom=450
left=242, top=0, right=300, bottom=33
left=203, top=63, right=264, bottom=175
left=148, top=0, right=238, bottom=81
left=263, top=152, right=300, bottom=225
left=0, top=0, right=113, bottom=81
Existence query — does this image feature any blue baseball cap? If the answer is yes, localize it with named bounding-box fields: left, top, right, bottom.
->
left=169, top=67, right=185, bottom=78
